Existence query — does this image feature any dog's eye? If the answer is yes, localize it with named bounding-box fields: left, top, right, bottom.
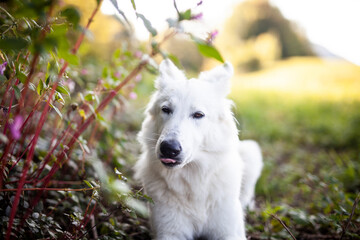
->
left=161, top=106, right=172, bottom=114
left=192, top=111, right=205, bottom=119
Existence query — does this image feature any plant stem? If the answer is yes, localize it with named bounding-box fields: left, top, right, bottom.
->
left=270, top=214, right=297, bottom=240
left=340, top=193, right=360, bottom=240
left=0, top=186, right=99, bottom=192
left=6, top=82, right=57, bottom=240
left=58, top=0, right=103, bottom=78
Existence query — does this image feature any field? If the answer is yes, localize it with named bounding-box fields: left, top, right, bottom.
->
left=228, top=57, right=360, bottom=239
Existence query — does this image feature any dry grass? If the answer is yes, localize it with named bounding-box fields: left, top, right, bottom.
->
left=231, top=57, right=360, bottom=101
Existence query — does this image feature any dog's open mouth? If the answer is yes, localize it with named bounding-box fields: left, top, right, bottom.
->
left=160, top=158, right=181, bottom=167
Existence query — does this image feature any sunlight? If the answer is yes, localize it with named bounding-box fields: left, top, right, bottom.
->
left=101, top=0, right=360, bottom=66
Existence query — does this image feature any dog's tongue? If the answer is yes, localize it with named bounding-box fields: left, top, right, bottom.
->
left=160, top=158, right=176, bottom=164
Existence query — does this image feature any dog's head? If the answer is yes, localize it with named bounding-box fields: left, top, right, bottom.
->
left=140, top=59, right=237, bottom=169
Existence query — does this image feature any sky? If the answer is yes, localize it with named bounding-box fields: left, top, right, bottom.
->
left=101, top=0, right=360, bottom=66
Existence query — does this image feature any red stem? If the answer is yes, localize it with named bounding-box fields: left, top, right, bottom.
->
left=20, top=94, right=46, bottom=132
left=17, top=52, right=39, bottom=112
left=0, top=186, right=98, bottom=192
left=58, top=1, right=103, bottom=78
left=0, top=77, right=12, bottom=105
left=33, top=124, right=72, bottom=182
left=9, top=138, right=35, bottom=171
left=6, top=82, right=58, bottom=240
left=83, top=202, right=97, bottom=229
left=0, top=79, right=18, bottom=189
left=18, top=2, right=104, bottom=227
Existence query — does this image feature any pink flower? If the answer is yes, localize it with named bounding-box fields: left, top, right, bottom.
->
left=80, top=68, right=89, bottom=75
left=0, top=62, right=7, bottom=75
left=10, top=115, right=23, bottom=140
left=64, top=79, right=75, bottom=92
left=191, top=13, right=203, bottom=20
left=135, top=74, right=142, bottom=82
left=114, top=71, right=121, bottom=78
left=134, top=51, right=143, bottom=59
left=129, top=92, right=137, bottom=100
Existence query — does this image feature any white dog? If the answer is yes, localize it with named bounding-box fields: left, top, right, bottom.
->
left=135, top=59, right=263, bottom=240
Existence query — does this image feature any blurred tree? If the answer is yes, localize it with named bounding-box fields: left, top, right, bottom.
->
left=217, top=0, right=314, bottom=72
left=164, top=36, right=204, bottom=73
left=63, top=0, right=136, bottom=61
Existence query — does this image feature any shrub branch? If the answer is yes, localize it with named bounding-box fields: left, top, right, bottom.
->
left=270, top=214, right=297, bottom=240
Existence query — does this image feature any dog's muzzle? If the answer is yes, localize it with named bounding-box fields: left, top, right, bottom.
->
left=159, top=139, right=182, bottom=167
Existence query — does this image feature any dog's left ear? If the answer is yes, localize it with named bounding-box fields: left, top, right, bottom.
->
left=155, top=59, right=186, bottom=89
left=199, top=61, right=233, bottom=96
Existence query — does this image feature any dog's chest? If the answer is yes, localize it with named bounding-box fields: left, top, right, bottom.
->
left=163, top=169, right=226, bottom=218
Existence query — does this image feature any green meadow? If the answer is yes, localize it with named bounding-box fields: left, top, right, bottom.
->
left=229, top=57, right=360, bottom=239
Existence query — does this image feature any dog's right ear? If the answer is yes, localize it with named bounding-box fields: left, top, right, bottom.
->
left=155, top=59, right=186, bottom=89
left=199, top=61, right=234, bottom=97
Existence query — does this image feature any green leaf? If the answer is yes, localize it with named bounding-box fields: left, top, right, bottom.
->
left=17, top=71, right=27, bottom=84
left=55, top=92, right=65, bottom=105
left=83, top=180, right=93, bottom=188
left=195, top=41, right=224, bottom=63
left=136, top=13, right=157, bottom=36
left=0, top=6, right=15, bottom=22
left=166, top=18, right=177, bottom=28
left=60, top=7, right=81, bottom=27
left=37, top=80, right=45, bottom=95
left=58, top=49, right=79, bottom=66
left=45, top=76, right=51, bottom=86
left=167, top=54, right=181, bottom=68
left=84, top=93, right=95, bottom=102
left=56, top=85, right=70, bottom=96
left=96, top=113, right=106, bottom=122
left=50, top=103, right=63, bottom=119
left=109, top=0, right=131, bottom=27
left=0, top=75, right=7, bottom=82
left=179, top=9, right=192, bottom=21
left=29, top=82, right=36, bottom=91
left=13, top=85, right=21, bottom=100
left=130, top=0, right=136, bottom=10
left=0, top=38, right=29, bottom=51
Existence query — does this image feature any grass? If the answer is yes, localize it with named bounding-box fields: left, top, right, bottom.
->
left=228, top=57, right=360, bottom=239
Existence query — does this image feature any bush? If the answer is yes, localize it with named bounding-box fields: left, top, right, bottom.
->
left=0, top=1, right=224, bottom=239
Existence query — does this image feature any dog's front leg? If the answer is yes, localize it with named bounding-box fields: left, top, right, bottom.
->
left=204, top=200, right=246, bottom=240
left=151, top=204, right=194, bottom=240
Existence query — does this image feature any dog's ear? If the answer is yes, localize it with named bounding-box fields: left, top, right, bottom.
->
left=156, top=59, right=186, bottom=89
left=199, top=61, right=233, bottom=96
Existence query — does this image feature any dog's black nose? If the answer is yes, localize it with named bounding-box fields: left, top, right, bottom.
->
left=160, top=139, right=182, bottom=158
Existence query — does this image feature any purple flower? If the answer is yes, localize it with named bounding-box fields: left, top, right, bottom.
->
left=197, top=1, right=203, bottom=6
left=10, top=115, right=23, bottom=140
left=207, top=30, right=219, bottom=44
left=191, top=13, right=203, bottom=20
left=0, top=62, right=7, bottom=75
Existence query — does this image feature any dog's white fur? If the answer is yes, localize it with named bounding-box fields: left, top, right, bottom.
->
left=135, top=60, right=263, bottom=240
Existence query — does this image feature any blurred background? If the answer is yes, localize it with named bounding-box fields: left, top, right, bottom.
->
left=1, top=0, right=359, bottom=238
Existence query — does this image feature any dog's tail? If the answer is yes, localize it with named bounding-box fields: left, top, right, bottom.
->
left=238, top=140, right=263, bottom=210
